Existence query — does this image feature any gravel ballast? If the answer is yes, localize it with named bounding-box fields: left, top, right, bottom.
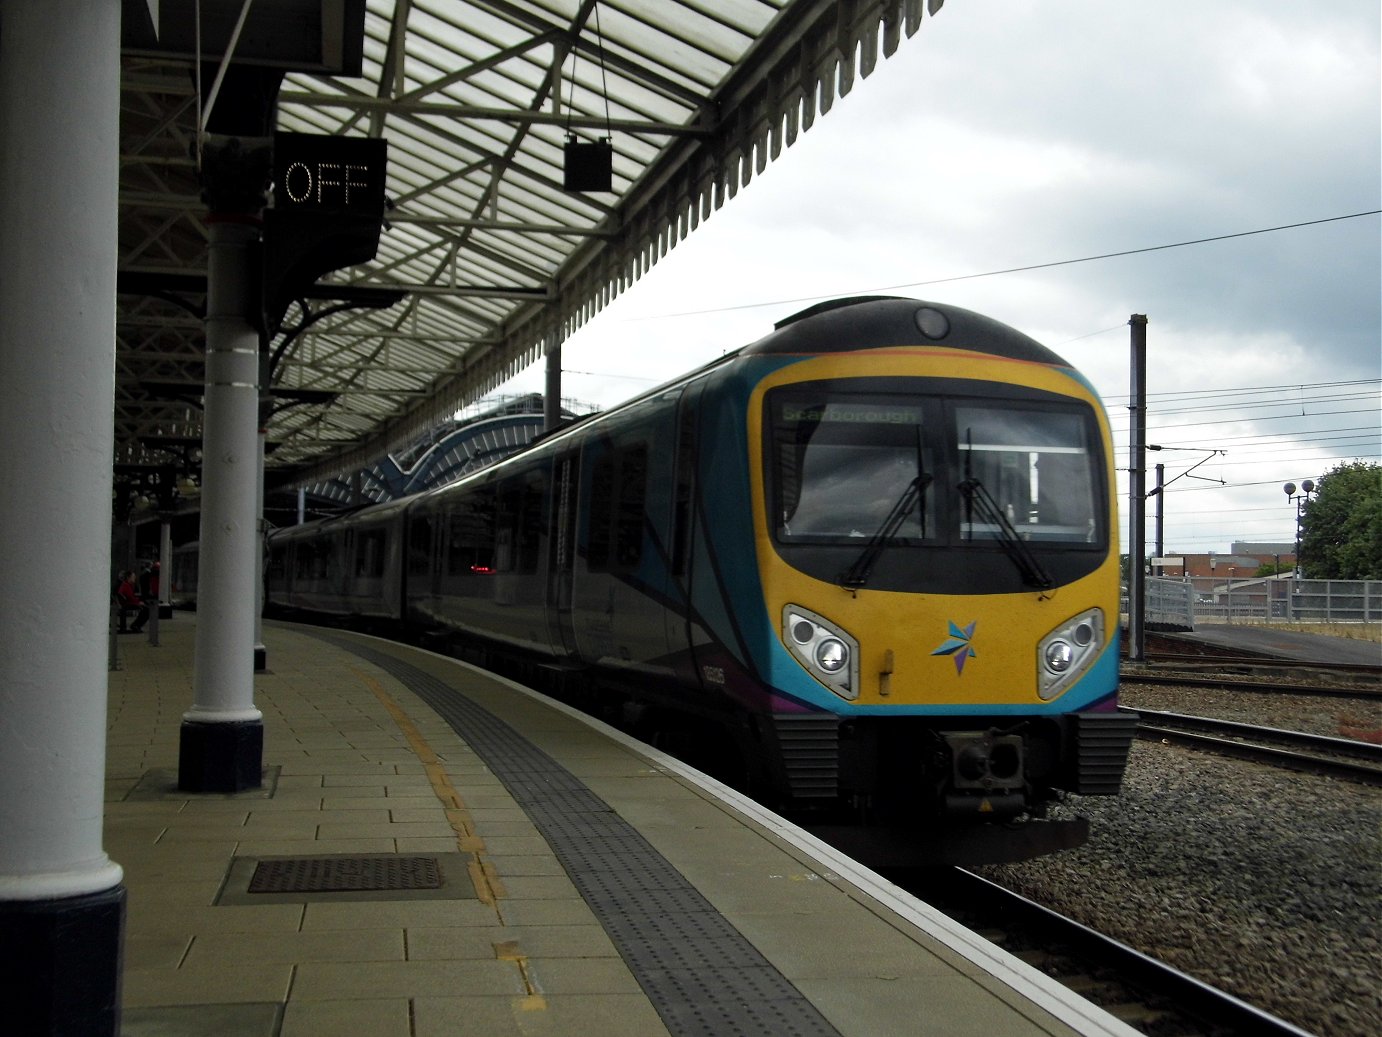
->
left=976, top=686, right=1380, bottom=1037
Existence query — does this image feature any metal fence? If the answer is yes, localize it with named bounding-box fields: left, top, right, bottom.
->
left=1128, top=576, right=1382, bottom=628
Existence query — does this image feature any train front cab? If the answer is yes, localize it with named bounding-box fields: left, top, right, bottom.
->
left=738, top=344, right=1137, bottom=858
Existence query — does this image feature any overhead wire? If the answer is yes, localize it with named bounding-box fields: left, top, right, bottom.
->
left=635, top=210, right=1382, bottom=320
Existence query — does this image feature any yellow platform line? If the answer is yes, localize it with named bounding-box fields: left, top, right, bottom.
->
left=351, top=664, right=537, bottom=1012
left=352, top=667, right=507, bottom=904
left=495, top=939, right=548, bottom=1011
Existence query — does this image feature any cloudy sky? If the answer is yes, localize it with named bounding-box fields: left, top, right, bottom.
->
left=488, top=0, right=1380, bottom=559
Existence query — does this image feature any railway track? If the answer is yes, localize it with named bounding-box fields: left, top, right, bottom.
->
left=897, top=867, right=1313, bottom=1037
left=1137, top=652, right=1381, bottom=677
left=1122, top=671, right=1380, bottom=698
left=1130, top=708, right=1382, bottom=785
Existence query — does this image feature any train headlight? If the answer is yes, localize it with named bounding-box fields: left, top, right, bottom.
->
left=1037, top=608, right=1103, bottom=701
left=782, top=606, right=859, bottom=701
left=815, top=638, right=848, bottom=672
left=1044, top=641, right=1074, bottom=673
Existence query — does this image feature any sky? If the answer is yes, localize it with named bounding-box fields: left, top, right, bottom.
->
left=481, top=0, right=1381, bottom=561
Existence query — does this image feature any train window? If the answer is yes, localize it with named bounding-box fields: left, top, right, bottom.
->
left=771, top=394, right=935, bottom=543
left=586, top=453, right=614, bottom=570
left=294, top=542, right=314, bottom=579
left=614, top=446, right=647, bottom=568
left=518, top=471, right=545, bottom=573
left=294, top=540, right=333, bottom=580
left=586, top=443, right=647, bottom=572
left=448, top=489, right=496, bottom=575
left=552, top=456, right=576, bottom=574
left=355, top=529, right=386, bottom=578
left=494, top=475, right=545, bottom=574
left=955, top=405, right=1099, bottom=543
left=495, top=485, right=518, bottom=572
left=408, top=514, right=433, bottom=576
left=672, top=396, right=696, bottom=575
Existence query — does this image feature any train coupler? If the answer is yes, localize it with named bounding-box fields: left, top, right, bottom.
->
left=941, top=791, right=1027, bottom=818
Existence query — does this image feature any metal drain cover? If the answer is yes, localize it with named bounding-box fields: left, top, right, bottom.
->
left=248, top=855, right=442, bottom=894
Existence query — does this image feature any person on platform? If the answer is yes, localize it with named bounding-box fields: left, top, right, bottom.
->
left=115, top=570, right=148, bottom=633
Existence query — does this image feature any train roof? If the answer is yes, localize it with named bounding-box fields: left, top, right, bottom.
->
left=747, top=296, right=1071, bottom=368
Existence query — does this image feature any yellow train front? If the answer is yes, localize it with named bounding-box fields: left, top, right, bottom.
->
left=696, top=297, right=1136, bottom=863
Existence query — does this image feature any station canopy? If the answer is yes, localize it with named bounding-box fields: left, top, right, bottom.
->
left=117, top=0, right=947, bottom=491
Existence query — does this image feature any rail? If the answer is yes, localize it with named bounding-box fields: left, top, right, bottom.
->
left=905, top=867, right=1316, bottom=1037
left=1130, top=708, right=1382, bottom=785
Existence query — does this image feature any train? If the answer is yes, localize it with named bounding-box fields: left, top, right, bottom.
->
left=261, top=296, right=1138, bottom=864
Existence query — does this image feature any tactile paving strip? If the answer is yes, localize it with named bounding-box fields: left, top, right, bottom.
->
left=314, top=632, right=842, bottom=1037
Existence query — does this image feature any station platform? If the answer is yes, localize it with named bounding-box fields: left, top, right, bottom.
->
left=106, top=617, right=1140, bottom=1037
left=1155, top=625, right=1381, bottom=667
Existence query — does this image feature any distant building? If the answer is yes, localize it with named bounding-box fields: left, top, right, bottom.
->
left=1154, top=542, right=1295, bottom=577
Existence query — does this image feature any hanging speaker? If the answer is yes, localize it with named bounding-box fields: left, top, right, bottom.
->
left=564, top=136, right=612, bottom=192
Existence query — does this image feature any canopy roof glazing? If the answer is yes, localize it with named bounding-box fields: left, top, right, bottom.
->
left=116, top=0, right=946, bottom=490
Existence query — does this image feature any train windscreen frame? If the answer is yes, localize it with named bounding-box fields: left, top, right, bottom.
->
left=771, top=395, right=937, bottom=544
left=765, top=380, right=1109, bottom=593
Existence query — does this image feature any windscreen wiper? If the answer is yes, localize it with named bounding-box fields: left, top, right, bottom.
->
left=840, top=473, right=933, bottom=590
left=958, top=476, right=1054, bottom=590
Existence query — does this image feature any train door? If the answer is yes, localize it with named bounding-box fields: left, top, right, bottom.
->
left=571, top=396, right=683, bottom=680
left=547, top=451, right=579, bottom=657
left=667, top=381, right=705, bottom=686
left=405, top=503, right=438, bottom=625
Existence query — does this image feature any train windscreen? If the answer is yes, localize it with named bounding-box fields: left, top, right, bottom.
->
left=770, top=390, right=1102, bottom=548
left=772, top=395, right=936, bottom=542
left=955, top=404, right=1099, bottom=544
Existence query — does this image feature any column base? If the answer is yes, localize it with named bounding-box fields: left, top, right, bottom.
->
left=0, top=885, right=126, bottom=1036
left=178, top=719, right=264, bottom=793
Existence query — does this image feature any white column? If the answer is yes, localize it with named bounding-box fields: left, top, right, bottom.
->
left=254, top=400, right=268, bottom=669
left=0, top=0, right=124, bottom=904
left=159, top=519, right=173, bottom=609
left=544, top=331, right=562, bottom=431
left=0, top=1, right=125, bottom=1031
left=183, top=216, right=265, bottom=790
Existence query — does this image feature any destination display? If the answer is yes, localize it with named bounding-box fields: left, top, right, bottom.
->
left=263, top=131, right=390, bottom=332
left=781, top=403, right=924, bottom=426
left=273, top=132, right=386, bottom=214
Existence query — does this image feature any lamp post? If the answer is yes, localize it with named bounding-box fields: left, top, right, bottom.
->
left=1283, top=480, right=1316, bottom=620
left=1283, top=480, right=1316, bottom=576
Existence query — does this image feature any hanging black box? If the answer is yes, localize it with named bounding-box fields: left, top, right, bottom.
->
left=564, top=137, right=613, bottom=192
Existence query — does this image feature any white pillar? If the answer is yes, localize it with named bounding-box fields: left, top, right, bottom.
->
left=544, top=331, right=562, bottom=431
left=0, top=1, right=125, bottom=1031
left=254, top=401, right=268, bottom=670
left=182, top=216, right=265, bottom=791
left=159, top=519, right=173, bottom=609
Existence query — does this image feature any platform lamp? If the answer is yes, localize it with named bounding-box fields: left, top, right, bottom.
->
left=561, top=3, right=614, bottom=193
left=1283, top=479, right=1315, bottom=577
left=563, top=135, right=612, bottom=192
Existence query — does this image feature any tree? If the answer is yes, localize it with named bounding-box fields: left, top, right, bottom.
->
left=1298, top=462, right=1382, bottom=579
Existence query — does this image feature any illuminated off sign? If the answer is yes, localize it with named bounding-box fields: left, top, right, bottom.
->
left=273, top=132, right=387, bottom=215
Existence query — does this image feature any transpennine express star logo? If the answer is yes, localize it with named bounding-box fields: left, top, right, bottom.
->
left=932, top=621, right=978, bottom=675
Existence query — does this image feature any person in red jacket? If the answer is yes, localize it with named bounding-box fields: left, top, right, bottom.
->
left=115, top=571, right=147, bottom=633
